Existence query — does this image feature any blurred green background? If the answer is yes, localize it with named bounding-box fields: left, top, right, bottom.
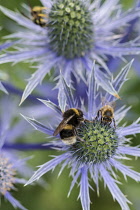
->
left=1, top=0, right=140, bottom=210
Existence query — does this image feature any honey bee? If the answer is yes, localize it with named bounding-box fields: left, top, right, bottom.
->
left=53, top=108, right=84, bottom=145
left=96, top=100, right=116, bottom=127
left=31, top=6, right=48, bottom=27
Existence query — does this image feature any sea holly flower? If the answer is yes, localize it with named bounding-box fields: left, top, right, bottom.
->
left=0, top=153, right=27, bottom=210
left=0, top=95, right=48, bottom=209
left=1, top=0, right=140, bottom=104
left=21, top=61, right=140, bottom=210
left=0, top=97, right=29, bottom=210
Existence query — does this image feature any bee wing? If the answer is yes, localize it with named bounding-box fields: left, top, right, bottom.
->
left=101, top=97, right=116, bottom=109
left=108, top=101, right=116, bottom=109
left=53, top=114, right=75, bottom=136
left=101, top=97, right=106, bottom=106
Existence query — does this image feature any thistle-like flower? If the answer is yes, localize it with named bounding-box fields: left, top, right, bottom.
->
left=0, top=143, right=27, bottom=208
left=1, top=0, right=140, bottom=103
left=0, top=153, right=27, bottom=210
left=0, top=96, right=38, bottom=210
left=22, top=61, right=140, bottom=210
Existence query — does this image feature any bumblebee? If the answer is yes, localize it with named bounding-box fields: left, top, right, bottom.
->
left=96, top=101, right=116, bottom=127
left=53, top=108, right=84, bottom=145
left=31, top=6, right=48, bottom=27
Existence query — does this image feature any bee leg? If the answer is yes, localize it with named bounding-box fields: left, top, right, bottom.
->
left=101, top=117, right=103, bottom=123
left=84, top=119, right=92, bottom=123
left=113, top=118, right=116, bottom=128
left=77, top=136, right=84, bottom=142
left=95, top=110, right=101, bottom=120
left=73, top=128, right=77, bottom=135
left=74, top=128, right=84, bottom=142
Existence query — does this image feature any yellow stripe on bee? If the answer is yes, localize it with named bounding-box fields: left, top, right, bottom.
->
left=63, top=124, right=73, bottom=130
left=40, top=19, right=47, bottom=22
left=71, top=108, right=79, bottom=116
left=32, top=6, right=47, bottom=11
left=38, top=14, right=48, bottom=17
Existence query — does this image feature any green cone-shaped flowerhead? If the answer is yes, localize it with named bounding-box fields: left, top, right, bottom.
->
left=70, top=120, right=118, bottom=164
left=48, top=0, right=94, bottom=59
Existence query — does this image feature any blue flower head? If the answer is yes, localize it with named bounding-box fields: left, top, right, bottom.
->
left=0, top=153, right=27, bottom=210
left=1, top=0, right=140, bottom=104
left=0, top=96, right=38, bottom=210
left=22, top=61, right=140, bottom=210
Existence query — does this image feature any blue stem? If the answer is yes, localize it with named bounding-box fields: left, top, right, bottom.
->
left=3, top=143, right=62, bottom=151
left=2, top=82, right=58, bottom=104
